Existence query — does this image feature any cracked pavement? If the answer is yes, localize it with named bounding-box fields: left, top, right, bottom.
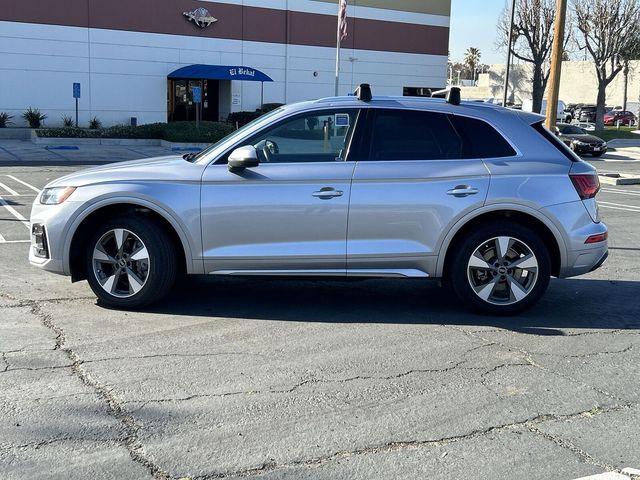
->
left=1, top=165, right=640, bottom=479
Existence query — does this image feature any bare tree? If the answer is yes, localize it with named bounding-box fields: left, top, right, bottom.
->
left=573, top=0, right=640, bottom=129
left=497, top=0, right=571, bottom=113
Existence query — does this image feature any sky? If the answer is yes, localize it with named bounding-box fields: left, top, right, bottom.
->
left=449, top=0, right=507, bottom=65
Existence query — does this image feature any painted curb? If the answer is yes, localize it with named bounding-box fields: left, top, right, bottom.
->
left=599, top=174, right=640, bottom=186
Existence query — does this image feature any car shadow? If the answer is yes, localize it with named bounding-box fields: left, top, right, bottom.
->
left=137, top=276, right=640, bottom=335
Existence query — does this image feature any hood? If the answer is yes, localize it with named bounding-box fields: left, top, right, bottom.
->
left=47, top=155, right=207, bottom=188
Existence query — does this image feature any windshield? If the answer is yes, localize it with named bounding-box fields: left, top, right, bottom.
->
left=186, top=108, right=285, bottom=163
left=560, top=125, right=585, bottom=135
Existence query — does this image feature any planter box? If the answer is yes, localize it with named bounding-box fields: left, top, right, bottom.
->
left=0, top=128, right=33, bottom=139
left=31, top=135, right=209, bottom=150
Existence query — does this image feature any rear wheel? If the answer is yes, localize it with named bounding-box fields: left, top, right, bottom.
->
left=450, top=221, right=551, bottom=315
left=85, top=216, right=177, bottom=309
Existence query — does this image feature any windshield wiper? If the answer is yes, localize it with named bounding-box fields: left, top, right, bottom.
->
left=182, top=152, right=196, bottom=161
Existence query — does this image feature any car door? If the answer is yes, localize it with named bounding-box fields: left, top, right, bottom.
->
left=347, top=108, right=514, bottom=278
left=200, top=108, right=362, bottom=275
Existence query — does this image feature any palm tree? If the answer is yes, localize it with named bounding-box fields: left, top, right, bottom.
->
left=464, top=47, right=482, bottom=81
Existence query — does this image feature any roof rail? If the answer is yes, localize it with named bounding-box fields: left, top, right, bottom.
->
left=353, top=83, right=372, bottom=102
left=431, top=87, right=461, bottom=106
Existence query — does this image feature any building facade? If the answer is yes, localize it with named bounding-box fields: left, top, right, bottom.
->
left=0, top=0, right=451, bottom=127
left=458, top=61, right=640, bottom=115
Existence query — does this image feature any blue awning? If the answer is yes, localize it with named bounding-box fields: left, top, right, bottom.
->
left=168, top=64, right=273, bottom=82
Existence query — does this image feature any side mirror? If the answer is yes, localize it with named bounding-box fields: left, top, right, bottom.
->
left=228, top=146, right=259, bottom=171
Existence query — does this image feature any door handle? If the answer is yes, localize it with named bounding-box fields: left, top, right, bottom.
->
left=447, top=185, right=479, bottom=197
left=313, top=187, right=344, bottom=199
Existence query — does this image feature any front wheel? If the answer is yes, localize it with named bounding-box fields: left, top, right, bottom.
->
left=85, top=216, right=177, bottom=309
left=450, top=222, right=551, bottom=315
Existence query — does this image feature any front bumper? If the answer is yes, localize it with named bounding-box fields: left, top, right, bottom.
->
left=573, top=144, right=607, bottom=155
left=29, top=199, right=84, bottom=276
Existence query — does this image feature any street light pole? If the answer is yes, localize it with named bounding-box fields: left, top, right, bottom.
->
left=545, top=0, right=568, bottom=129
left=502, top=0, right=517, bottom=107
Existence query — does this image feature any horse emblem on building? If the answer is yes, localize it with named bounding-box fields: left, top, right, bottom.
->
left=183, top=7, right=218, bottom=28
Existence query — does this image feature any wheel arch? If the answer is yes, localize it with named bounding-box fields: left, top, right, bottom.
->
left=437, top=205, right=566, bottom=279
left=65, top=198, right=197, bottom=282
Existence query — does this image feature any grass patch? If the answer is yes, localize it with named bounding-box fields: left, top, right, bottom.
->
left=594, top=126, right=640, bottom=141
left=36, top=121, right=235, bottom=143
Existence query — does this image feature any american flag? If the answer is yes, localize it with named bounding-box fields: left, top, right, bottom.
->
left=338, top=0, right=347, bottom=41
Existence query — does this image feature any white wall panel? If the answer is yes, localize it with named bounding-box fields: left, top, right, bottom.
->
left=0, top=22, right=447, bottom=126
left=0, top=21, right=88, bottom=42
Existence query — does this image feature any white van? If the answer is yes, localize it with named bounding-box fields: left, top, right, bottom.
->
left=522, top=98, right=571, bottom=123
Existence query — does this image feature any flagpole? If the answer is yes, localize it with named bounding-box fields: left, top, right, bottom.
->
left=334, top=5, right=341, bottom=96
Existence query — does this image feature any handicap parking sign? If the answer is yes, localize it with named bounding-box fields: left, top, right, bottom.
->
left=73, top=83, right=81, bottom=98
left=192, top=86, right=202, bottom=103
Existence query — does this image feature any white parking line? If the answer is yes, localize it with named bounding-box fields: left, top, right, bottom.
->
left=0, top=181, right=19, bottom=196
left=0, top=196, right=30, bottom=229
left=602, top=188, right=640, bottom=197
left=4, top=175, right=41, bottom=193
left=0, top=237, right=30, bottom=244
left=599, top=201, right=640, bottom=211
left=599, top=204, right=640, bottom=213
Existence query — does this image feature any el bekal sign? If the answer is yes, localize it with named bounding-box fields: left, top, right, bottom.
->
left=229, top=67, right=256, bottom=79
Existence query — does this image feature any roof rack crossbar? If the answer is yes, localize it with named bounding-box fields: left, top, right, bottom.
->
left=353, top=83, right=372, bottom=102
left=431, top=87, right=461, bottom=106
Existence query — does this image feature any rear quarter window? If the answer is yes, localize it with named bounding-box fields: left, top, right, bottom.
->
left=450, top=115, right=517, bottom=159
left=532, top=121, right=580, bottom=162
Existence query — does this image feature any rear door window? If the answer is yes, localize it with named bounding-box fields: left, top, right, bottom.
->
left=368, top=109, right=462, bottom=161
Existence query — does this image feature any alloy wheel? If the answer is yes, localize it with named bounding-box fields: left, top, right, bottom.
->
left=467, top=236, right=539, bottom=305
left=92, top=228, right=150, bottom=298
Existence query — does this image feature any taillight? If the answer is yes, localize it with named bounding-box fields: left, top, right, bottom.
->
left=570, top=174, right=600, bottom=200
left=585, top=232, right=608, bottom=244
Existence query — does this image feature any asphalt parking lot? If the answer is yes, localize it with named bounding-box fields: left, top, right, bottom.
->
left=1, top=143, right=640, bottom=479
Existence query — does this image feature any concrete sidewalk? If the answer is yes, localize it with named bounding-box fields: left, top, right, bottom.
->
left=0, top=140, right=196, bottom=166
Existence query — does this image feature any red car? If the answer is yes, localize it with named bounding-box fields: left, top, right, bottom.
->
left=604, top=110, right=637, bottom=126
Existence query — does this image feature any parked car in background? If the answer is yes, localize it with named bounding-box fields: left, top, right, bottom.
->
left=604, top=110, right=637, bottom=126
left=576, top=105, right=597, bottom=123
left=556, top=123, right=607, bottom=157
left=566, top=103, right=583, bottom=119
left=522, top=98, right=572, bottom=123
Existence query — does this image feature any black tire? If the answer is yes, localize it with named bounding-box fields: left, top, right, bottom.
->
left=85, top=215, right=177, bottom=309
left=450, top=221, right=551, bottom=315
left=592, top=151, right=605, bottom=157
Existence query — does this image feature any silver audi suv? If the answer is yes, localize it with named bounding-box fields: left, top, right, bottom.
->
left=29, top=86, right=608, bottom=315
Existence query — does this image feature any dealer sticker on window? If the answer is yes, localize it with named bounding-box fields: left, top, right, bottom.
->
left=335, top=113, right=350, bottom=127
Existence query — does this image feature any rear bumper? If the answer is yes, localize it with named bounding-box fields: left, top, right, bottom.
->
left=541, top=201, right=608, bottom=278
left=589, top=250, right=609, bottom=273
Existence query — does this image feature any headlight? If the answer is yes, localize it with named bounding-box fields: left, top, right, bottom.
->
left=40, top=187, right=77, bottom=205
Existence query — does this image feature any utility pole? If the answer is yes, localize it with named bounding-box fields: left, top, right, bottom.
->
left=502, top=0, right=517, bottom=107
left=623, top=60, right=629, bottom=112
left=545, top=0, right=568, bottom=129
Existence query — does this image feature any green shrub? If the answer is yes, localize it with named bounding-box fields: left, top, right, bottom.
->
left=61, top=115, right=74, bottom=127
left=36, top=121, right=235, bottom=143
left=22, top=107, right=47, bottom=128
left=258, top=103, right=284, bottom=113
left=0, top=112, right=13, bottom=128
left=89, top=116, right=102, bottom=129
left=36, top=127, right=100, bottom=138
left=227, top=111, right=262, bottom=127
